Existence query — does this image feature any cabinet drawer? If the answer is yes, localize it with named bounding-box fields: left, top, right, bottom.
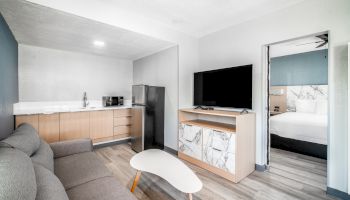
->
left=203, top=128, right=236, bottom=173
left=114, top=117, right=131, bottom=126
left=114, top=109, right=131, bottom=117
left=114, top=126, right=130, bottom=135
left=178, top=123, right=202, bottom=160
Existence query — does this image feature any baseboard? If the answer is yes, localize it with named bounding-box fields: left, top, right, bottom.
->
left=164, top=146, right=178, bottom=155
left=255, top=164, right=268, bottom=172
left=327, top=187, right=350, bottom=200
left=93, top=138, right=130, bottom=149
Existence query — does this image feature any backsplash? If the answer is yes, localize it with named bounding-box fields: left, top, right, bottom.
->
left=286, top=85, right=328, bottom=111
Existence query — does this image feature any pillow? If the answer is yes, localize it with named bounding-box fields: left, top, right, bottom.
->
left=31, top=139, right=54, bottom=172
left=315, top=100, right=328, bottom=115
left=295, top=99, right=316, bottom=113
left=34, top=164, right=69, bottom=200
left=0, top=148, right=37, bottom=200
left=2, top=123, right=40, bottom=156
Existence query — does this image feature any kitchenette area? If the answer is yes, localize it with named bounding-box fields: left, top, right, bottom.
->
left=13, top=98, right=133, bottom=145
left=12, top=36, right=178, bottom=151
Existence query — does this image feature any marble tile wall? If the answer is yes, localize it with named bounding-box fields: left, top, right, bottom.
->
left=286, top=85, right=328, bottom=111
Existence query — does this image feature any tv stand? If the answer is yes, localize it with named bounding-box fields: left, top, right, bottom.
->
left=178, top=108, right=256, bottom=183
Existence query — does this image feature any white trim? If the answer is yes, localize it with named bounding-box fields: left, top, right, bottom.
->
left=347, top=42, right=350, bottom=194
left=261, top=45, right=269, bottom=166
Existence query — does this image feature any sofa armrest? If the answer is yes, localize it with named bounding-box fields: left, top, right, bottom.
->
left=50, top=138, right=93, bottom=158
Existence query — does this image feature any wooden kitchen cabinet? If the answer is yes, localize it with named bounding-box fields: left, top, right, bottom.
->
left=114, top=109, right=131, bottom=117
left=16, top=115, right=39, bottom=131
left=90, top=110, right=114, bottom=140
left=15, top=108, right=131, bottom=143
left=59, top=112, right=90, bottom=141
left=113, top=109, right=132, bottom=138
left=38, top=114, right=60, bottom=143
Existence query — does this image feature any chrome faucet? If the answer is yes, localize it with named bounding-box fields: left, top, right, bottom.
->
left=82, top=92, right=89, bottom=108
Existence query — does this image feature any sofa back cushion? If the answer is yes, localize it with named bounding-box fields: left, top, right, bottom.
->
left=2, top=123, right=40, bottom=156
left=0, top=147, right=37, bottom=200
left=34, top=164, right=69, bottom=200
left=31, top=139, right=54, bottom=172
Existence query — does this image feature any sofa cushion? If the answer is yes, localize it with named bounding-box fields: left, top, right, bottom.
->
left=0, top=147, right=37, bottom=200
left=66, top=176, right=137, bottom=200
left=2, top=123, right=40, bottom=156
left=34, top=164, right=69, bottom=200
left=54, top=152, right=112, bottom=190
left=31, top=139, right=54, bottom=172
left=50, top=138, right=93, bottom=159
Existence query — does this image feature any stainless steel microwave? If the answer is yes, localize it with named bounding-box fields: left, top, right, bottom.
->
left=102, top=96, right=124, bottom=107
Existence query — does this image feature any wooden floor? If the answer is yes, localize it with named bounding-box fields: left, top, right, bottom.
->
left=95, top=144, right=337, bottom=200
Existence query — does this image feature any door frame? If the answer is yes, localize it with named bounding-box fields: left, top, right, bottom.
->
left=261, top=31, right=330, bottom=168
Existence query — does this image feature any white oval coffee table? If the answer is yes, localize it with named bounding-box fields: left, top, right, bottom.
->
left=130, top=149, right=203, bottom=200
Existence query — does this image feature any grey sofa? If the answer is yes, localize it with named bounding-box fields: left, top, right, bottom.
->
left=0, top=123, right=137, bottom=200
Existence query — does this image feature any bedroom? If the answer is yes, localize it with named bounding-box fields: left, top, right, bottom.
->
left=268, top=33, right=328, bottom=189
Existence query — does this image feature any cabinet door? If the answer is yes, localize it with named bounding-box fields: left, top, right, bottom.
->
left=90, top=110, right=113, bottom=139
left=59, top=112, right=90, bottom=141
left=38, top=114, right=60, bottom=143
left=16, top=115, right=39, bottom=131
left=178, top=123, right=202, bottom=160
left=202, top=128, right=236, bottom=173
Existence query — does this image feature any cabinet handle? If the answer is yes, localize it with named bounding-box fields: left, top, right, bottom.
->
left=212, top=147, right=222, bottom=151
left=213, top=130, right=223, bottom=133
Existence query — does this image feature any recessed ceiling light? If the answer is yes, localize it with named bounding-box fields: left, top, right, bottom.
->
left=93, top=40, right=105, bottom=47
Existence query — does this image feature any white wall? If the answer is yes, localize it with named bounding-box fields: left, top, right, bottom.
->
left=197, top=0, right=350, bottom=193
left=133, top=46, right=179, bottom=150
left=19, top=44, right=133, bottom=101
left=24, top=0, right=199, bottom=109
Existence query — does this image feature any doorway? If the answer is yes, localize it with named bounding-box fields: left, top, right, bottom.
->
left=265, top=32, right=329, bottom=190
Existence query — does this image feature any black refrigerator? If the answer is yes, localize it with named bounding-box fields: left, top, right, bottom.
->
left=130, top=85, right=165, bottom=152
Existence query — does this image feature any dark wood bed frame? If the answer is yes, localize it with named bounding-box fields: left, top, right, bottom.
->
left=271, top=134, right=327, bottom=159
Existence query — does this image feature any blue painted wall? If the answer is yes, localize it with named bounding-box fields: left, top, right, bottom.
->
left=0, top=13, right=18, bottom=140
left=270, top=49, right=328, bottom=86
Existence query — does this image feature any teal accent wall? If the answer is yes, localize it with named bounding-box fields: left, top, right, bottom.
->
left=0, top=13, right=18, bottom=140
left=270, top=49, right=328, bottom=86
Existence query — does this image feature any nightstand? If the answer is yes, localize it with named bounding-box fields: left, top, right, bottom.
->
left=270, top=111, right=283, bottom=116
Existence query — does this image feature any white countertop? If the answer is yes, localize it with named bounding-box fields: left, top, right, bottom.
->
left=13, top=100, right=132, bottom=115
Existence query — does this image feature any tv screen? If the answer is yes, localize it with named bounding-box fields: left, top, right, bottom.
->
left=194, top=65, right=252, bottom=109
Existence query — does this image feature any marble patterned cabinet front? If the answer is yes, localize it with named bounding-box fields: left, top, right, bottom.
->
left=178, top=123, right=202, bottom=160
left=202, top=128, right=236, bottom=173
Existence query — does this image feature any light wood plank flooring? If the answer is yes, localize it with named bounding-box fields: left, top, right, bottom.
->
left=95, top=144, right=337, bottom=200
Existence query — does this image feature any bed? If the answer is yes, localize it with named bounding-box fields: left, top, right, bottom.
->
left=270, top=112, right=328, bottom=159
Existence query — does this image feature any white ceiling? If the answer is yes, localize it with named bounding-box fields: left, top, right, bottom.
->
left=0, top=0, right=175, bottom=60
left=270, top=35, right=328, bottom=58
left=25, top=0, right=306, bottom=37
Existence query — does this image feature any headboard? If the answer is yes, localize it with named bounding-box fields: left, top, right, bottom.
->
left=270, top=85, right=328, bottom=113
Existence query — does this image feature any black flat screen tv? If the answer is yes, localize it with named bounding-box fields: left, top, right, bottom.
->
left=194, top=65, right=252, bottom=109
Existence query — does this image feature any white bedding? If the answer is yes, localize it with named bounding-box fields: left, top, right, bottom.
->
left=270, top=112, right=327, bottom=145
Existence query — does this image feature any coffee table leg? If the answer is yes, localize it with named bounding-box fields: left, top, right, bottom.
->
left=188, top=193, right=193, bottom=200
left=131, top=170, right=142, bottom=193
